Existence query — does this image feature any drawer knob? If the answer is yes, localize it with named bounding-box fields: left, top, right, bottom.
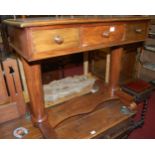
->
left=54, top=36, right=64, bottom=44
left=135, top=29, right=142, bottom=33
left=102, top=31, right=110, bottom=38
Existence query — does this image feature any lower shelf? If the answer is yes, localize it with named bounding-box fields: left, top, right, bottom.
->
left=0, top=99, right=135, bottom=139
left=54, top=99, right=135, bottom=139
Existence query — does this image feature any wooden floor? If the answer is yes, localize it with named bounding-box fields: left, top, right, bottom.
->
left=0, top=81, right=135, bottom=139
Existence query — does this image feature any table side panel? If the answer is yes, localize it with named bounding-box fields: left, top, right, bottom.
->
left=8, top=27, right=31, bottom=60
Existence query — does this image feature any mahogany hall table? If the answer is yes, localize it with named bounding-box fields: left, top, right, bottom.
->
left=4, top=17, right=150, bottom=138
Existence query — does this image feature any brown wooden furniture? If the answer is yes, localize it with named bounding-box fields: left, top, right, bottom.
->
left=0, top=98, right=134, bottom=139
left=121, top=79, right=155, bottom=129
left=91, top=45, right=138, bottom=85
left=4, top=17, right=150, bottom=138
left=0, top=58, right=26, bottom=124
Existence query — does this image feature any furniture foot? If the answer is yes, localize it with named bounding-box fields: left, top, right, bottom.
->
left=22, top=58, right=57, bottom=138
left=38, top=121, right=57, bottom=139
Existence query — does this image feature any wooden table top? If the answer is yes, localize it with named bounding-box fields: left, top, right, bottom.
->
left=4, top=16, right=150, bottom=28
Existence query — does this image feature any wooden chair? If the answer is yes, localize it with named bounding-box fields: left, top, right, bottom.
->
left=0, top=58, right=26, bottom=124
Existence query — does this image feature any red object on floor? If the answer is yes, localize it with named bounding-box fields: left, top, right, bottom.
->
left=128, top=91, right=155, bottom=138
left=122, top=79, right=152, bottom=93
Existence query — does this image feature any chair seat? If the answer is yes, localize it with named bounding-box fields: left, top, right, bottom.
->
left=121, top=79, right=154, bottom=102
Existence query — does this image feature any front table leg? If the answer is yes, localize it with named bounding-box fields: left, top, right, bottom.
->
left=22, top=58, right=57, bottom=138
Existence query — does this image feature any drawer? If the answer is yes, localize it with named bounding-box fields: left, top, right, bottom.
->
left=31, top=28, right=80, bottom=53
left=81, top=24, right=125, bottom=47
left=125, top=22, right=147, bottom=41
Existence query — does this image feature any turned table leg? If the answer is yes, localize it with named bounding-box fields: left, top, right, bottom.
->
left=22, top=58, right=57, bottom=138
left=109, top=47, right=123, bottom=96
left=108, top=47, right=137, bottom=110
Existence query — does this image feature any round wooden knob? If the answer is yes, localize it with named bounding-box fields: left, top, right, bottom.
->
left=54, top=36, right=64, bottom=44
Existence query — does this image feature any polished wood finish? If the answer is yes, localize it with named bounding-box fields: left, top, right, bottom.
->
left=0, top=102, right=20, bottom=124
left=0, top=64, right=9, bottom=105
left=17, top=58, right=29, bottom=100
left=21, top=59, right=47, bottom=123
left=0, top=58, right=26, bottom=124
left=3, top=58, right=26, bottom=115
left=0, top=98, right=134, bottom=139
left=47, top=80, right=113, bottom=128
left=22, top=80, right=135, bottom=138
left=54, top=99, right=134, bottom=139
left=109, top=47, right=123, bottom=96
left=31, top=28, right=80, bottom=53
left=4, top=17, right=150, bottom=138
left=0, top=116, right=42, bottom=139
left=4, top=17, right=150, bottom=28
left=125, top=22, right=147, bottom=41
left=4, top=18, right=149, bottom=62
left=21, top=58, right=57, bottom=138
left=115, top=90, right=137, bottom=110
left=82, top=24, right=124, bottom=47
left=7, top=27, right=29, bottom=60
left=38, top=121, right=57, bottom=139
